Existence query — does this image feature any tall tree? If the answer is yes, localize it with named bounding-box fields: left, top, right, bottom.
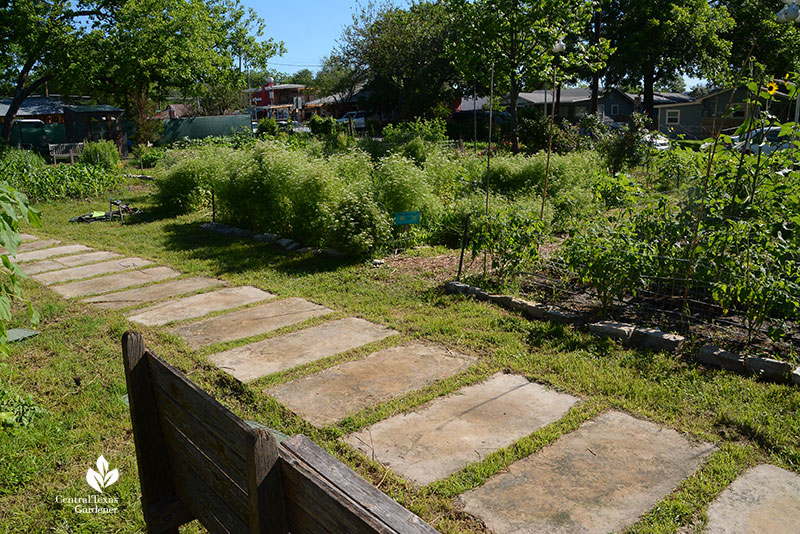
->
left=446, top=0, right=603, bottom=151
left=0, top=0, right=108, bottom=143
left=721, top=0, right=800, bottom=77
left=313, top=54, right=367, bottom=109
left=603, top=0, right=733, bottom=120
left=338, top=1, right=459, bottom=119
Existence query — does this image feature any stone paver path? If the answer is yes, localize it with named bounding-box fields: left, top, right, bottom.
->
left=20, top=251, right=123, bottom=275
left=52, top=266, right=181, bottom=298
left=127, top=286, right=272, bottom=326
left=16, top=244, right=92, bottom=263
left=267, top=344, right=475, bottom=427
left=32, top=257, right=153, bottom=285
left=171, top=297, right=332, bottom=350
left=209, top=317, right=396, bottom=382
left=705, top=464, right=800, bottom=534
left=81, top=277, right=224, bottom=310
left=21, top=232, right=792, bottom=534
left=459, top=410, right=715, bottom=534
left=19, top=233, right=39, bottom=242
left=346, top=373, right=579, bottom=485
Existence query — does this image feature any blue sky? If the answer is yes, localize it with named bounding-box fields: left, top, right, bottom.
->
left=242, top=1, right=409, bottom=76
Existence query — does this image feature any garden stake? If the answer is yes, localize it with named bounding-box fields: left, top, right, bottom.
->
left=484, top=63, right=494, bottom=278
left=457, top=214, right=470, bottom=281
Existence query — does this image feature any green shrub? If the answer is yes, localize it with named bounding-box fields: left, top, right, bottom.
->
left=374, top=154, right=443, bottom=227
left=78, top=140, right=120, bottom=170
left=308, top=115, right=339, bottom=138
left=596, top=112, right=652, bottom=174
left=382, top=118, right=447, bottom=144
left=155, top=147, right=235, bottom=214
left=327, top=187, right=392, bottom=256
left=471, top=207, right=543, bottom=284
left=257, top=118, right=279, bottom=137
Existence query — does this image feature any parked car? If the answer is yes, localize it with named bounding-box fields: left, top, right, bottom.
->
left=337, top=111, right=367, bottom=130
left=727, top=126, right=793, bottom=155
left=644, top=133, right=670, bottom=151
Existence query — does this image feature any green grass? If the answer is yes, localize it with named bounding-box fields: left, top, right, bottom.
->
left=1, top=180, right=798, bottom=533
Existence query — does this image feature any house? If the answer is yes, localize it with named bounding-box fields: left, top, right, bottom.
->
left=0, top=96, right=127, bottom=154
left=655, top=86, right=793, bottom=140
left=512, top=88, right=694, bottom=125
left=244, top=80, right=317, bottom=121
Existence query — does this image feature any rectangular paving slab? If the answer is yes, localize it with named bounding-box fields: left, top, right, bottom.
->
left=346, top=373, right=578, bottom=486
left=20, top=251, right=123, bottom=275
left=81, top=277, right=224, bottom=310
left=459, top=410, right=715, bottom=534
left=20, top=233, right=39, bottom=242
left=15, top=244, right=92, bottom=263
left=32, top=257, right=153, bottom=285
left=208, top=317, right=397, bottom=383
left=52, top=266, right=181, bottom=298
left=267, top=343, right=475, bottom=427
left=705, top=464, right=800, bottom=534
left=171, top=297, right=332, bottom=350
left=127, top=286, right=273, bottom=326
left=17, top=238, right=61, bottom=252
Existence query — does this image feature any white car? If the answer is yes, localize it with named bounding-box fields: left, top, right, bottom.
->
left=337, top=111, right=367, bottom=130
left=644, top=133, right=670, bottom=150
left=728, top=126, right=793, bottom=155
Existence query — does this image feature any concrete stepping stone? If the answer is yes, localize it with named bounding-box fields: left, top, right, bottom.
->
left=459, top=410, right=715, bottom=534
left=17, top=238, right=61, bottom=252
left=52, top=266, right=181, bottom=298
left=32, top=257, right=153, bottom=285
left=127, top=286, right=272, bottom=326
left=208, top=317, right=397, bottom=383
left=15, top=244, right=92, bottom=263
left=20, top=233, right=39, bottom=242
left=171, top=297, right=332, bottom=350
left=267, top=343, right=475, bottom=427
left=20, top=251, right=123, bottom=275
left=81, top=277, right=224, bottom=310
left=705, top=464, right=800, bottom=534
left=345, top=373, right=578, bottom=486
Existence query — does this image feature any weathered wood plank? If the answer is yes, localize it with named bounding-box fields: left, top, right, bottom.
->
left=159, top=416, right=249, bottom=518
left=246, top=427, right=288, bottom=534
left=122, top=331, right=193, bottom=533
left=169, top=456, right=248, bottom=534
left=279, top=435, right=439, bottom=534
left=152, top=384, right=248, bottom=486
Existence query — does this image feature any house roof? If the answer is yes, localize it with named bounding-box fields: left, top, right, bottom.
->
left=653, top=86, right=787, bottom=108
left=516, top=88, right=593, bottom=105
left=0, top=97, right=121, bottom=117
left=459, top=96, right=491, bottom=111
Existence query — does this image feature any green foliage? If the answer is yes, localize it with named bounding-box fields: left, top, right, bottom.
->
left=374, top=154, right=443, bottom=226
left=382, top=118, right=447, bottom=144
left=562, top=218, right=650, bottom=315
left=156, top=147, right=236, bottom=214
left=593, top=172, right=643, bottom=209
left=308, top=114, right=340, bottom=138
left=257, top=117, right=279, bottom=137
left=135, top=146, right=167, bottom=169
left=470, top=207, right=543, bottom=284
left=78, top=140, right=120, bottom=170
left=596, top=112, right=653, bottom=174
left=0, top=381, right=44, bottom=428
left=1, top=149, right=120, bottom=203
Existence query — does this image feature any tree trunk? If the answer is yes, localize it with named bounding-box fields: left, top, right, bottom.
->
left=590, top=9, right=601, bottom=114
left=509, top=75, right=519, bottom=152
left=643, top=67, right=655, bottom=126
left=1, top=63, right=50, bottom=144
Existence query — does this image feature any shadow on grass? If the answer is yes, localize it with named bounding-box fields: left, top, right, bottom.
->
left=159, top=219, right=359, bottom=276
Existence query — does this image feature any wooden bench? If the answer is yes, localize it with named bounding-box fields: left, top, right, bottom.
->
left=122, top=331, right=439, bottom=534
left=48, top=142, right=83, bottom=164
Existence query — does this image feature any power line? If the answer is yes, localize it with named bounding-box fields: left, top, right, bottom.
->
left=269, top=62, right=323, bottom=68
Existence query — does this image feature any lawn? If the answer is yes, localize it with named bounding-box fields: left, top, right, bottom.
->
left=1, top=179, right=798, bottom=533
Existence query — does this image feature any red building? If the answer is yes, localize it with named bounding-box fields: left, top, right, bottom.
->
left=244, top=79, right=314, bottom=121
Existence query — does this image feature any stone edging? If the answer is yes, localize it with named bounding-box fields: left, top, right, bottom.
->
left=200, top=222, right=347, bottom=259
left=444, top=281, right=800, bottom=386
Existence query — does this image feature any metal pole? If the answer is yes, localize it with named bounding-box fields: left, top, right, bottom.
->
left=473, top=82, right=478, bottom=154
left=457, top=215, right=470, bottom=281
left=541, top=62, right=558, bottom=220
left=484, top=63, right=494, bottom=278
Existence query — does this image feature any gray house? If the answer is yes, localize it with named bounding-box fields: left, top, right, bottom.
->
left=656, top=87, right=792, bottom=139
left=513, top=88, right=693, bottom=124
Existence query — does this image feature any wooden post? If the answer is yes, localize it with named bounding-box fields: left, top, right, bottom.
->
left=246, top=428, right=288, bottom=534
left=122, top=331, right=193, bottom=533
